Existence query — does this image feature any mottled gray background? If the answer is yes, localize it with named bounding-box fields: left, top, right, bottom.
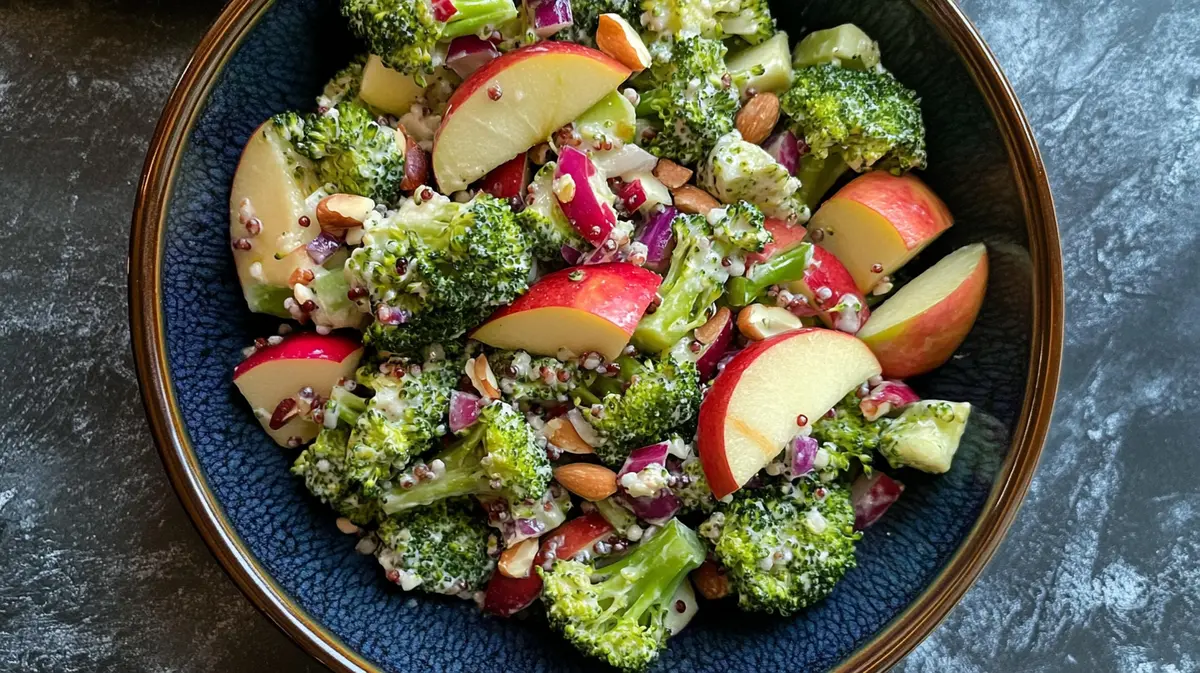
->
left=0, top=0, right=1195, bottom=671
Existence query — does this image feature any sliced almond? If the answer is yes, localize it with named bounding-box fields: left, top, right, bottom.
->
left=736, top=304, right=804, bottom=341
left=529, top=142, right=553, bottom=166
left=316, top=194, right=375, bottom=233
left=553, top=463, right=618, bottom=501
left=498, top=537, right=539, bottom=578
left=287, top=267, right=316, bottom=287
left=734, top=92, right=781, bottom=146
left=543, top=417, right=594, bottom=454
left=691, top=560, right=730, bottom=600
left=671, top=185, right=721, bottom=215
left=652, top=158, right=693, bottom=189
left=465, top=354, right=501, bottom=400
left=596, top=14, right=652, bottom=72
left=694, top=306, right=732, bottom=345
left=398, top=127, right=429, bottom=192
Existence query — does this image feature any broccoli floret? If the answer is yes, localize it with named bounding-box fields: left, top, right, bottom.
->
left=699, top=131, right=808, bottom=223
left=308, top=261, right=371, bottom=330
left=780, top=64, right=926, bottom=207
left=376, top=498, right=497, bottom=595
left=489, top=349, right=583, bottom=404
left=640, top=0, right=775, bottom=45
left=379, top=401, right=551, bottom=513
left=291, top=408, right=381, bottom=525
left=632, top=205, right=769, bottom=352
left=812, top=392, right=883, bottom=458
left=317, top=55, right=367, bottom=109
left=670, top=453, right=716, bottom=515
left=554, top=0, right=640, bottom=47
left=707, top=480, right=859, bottom=614
left=540, top=518, right=706, bottom=672
left=579, top=355, right=703, bottom=467
left=342, top=0, right=518, bottom=78
left=480, top=485, right=573, bottom=546
left=349, top=191, right=532, bottom=354
left=516, top=162, right=587, bottom=263
left=343, top=353, right=460, bottom=495
left=635, top=37, right=740, bottom=166
left=283, top=101, right=407, bottom=202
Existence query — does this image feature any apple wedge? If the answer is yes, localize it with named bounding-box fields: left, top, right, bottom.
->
left=786, top=244, right=871, bottom=333
left=433, top=42, right=632, bottom=192
left=233, top=332, right=364, bottom=446
left=698, top=328, right=881, bottom=498
left=230, top=120, right=322, bottom=317
left=359, top=55, right=428, bottom=116
left=856, top=243, right=988, bottom=378
left=809, top=172, right=953, bottom=293
left=471, top=262, right=660, bottom=360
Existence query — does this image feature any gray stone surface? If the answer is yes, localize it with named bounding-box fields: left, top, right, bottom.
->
left=0, top=0, right=1193, bottom=671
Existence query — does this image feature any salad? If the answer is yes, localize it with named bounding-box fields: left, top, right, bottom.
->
left=227, top=1, right=987, bottom=669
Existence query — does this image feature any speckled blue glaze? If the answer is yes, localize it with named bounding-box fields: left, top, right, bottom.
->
left=159, top=0, right=1031, bottom=670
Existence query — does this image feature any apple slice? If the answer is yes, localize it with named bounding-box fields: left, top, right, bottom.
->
left=233, top=332, right=364, bottom=446
left=478, top=151, right=529, bottom=206
left=433, top=42, right=632, bottom=192
left=856, top=243, right=988, bottom=378
left=471, top=262, right=661, bottom=360
left=698, top=328, right=881, bottom=498
left=786, top=244, right=870, bottom=333
left=358, top=55, right=427, bottom=116
left=555, top=146, right=617, bottom=246
left=230, top=120, right=322, bottom=317
left=809, top=172, right=953, bottom=293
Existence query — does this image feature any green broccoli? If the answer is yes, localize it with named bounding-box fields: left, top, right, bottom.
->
left=276, top=101, right=407, bottom=202
left=725, top=240, right=814, bottom=307
left=376, top=498, right=497, bottom=595
left=670, top=453, right=715, bottom=515
left=554, top=0, right=641, bottom=47
left=699, top=131, right=807, bottom=223
left=640, top=0, right=775, bottom=45
left=812, top=392, right=883, bottom=461
left=631, top=204, right=770, bottom=352
left=515, top=162, right=586, bottom=264
left=489, top=349, right=583, bottom=404
left=540, top=518, right=706, bottom=672
left=635, top=36, right=740, bottom=166
left=348, top=191, right=532, bottom=355
left=290, top=422, right=382, bottom=525
left=341, top=0, right=518, bottom=78
left=780, top=63, right=926, bottom=208
left=706, top=480, right=859, bottom=614
left=378, top=401, right=551, bottom=513
left=317, top=55, right=367, bottom=110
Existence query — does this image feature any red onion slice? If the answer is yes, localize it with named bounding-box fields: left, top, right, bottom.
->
left=560, top=244, right=583, bottom=265
left=859, top=380, right=920, bottom=421
left=618, top=441, right=672, bottom=477
left=763, top=130, right=803, bottom=176
left=305, top=231, right=342, bottom=264
left=615, top=179, right=648, bottom=213
left=786, top=435, right=818, bottom=478
left=635, top=206, right=677, bottom=272
left=431, top=0, right=458, bottom=21
left=616, top=441, right=681, bottom=525
left=448, top=390, right=483, bottom=433
left=524, top=0, right=573, bottom=37
left=851, top=471, right=904, bottom=530
left=445, top=35, right=500, bottom=78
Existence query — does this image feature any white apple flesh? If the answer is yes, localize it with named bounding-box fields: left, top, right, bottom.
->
left=233, top=332, right=364, bottom=446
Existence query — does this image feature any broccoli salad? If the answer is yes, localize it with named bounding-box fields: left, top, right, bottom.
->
left=228, top=3, right=986, bottom=669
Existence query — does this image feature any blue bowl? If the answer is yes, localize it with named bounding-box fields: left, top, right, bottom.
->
left=130, top=1, right=1062, bottom=670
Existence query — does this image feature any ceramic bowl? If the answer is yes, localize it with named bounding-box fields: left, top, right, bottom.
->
left=130, top=0, right=1062, bottom=670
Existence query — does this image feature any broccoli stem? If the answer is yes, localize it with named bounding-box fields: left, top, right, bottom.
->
left=593, top=520, right=705, bottom=617
left=330, top=386, right=369, bottom=426
left=726, top=242, right=814, bottom=306
left=379, top=425, right=487, bottom=514
left=795, top=153, right=849, bottom=210
left=440, top=0, right=519, bottom=38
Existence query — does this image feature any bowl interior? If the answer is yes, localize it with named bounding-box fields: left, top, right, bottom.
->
left=156, top=0, right=1034, bottom=670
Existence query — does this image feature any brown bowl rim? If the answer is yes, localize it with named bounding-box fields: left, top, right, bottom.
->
left=128, top=1, right=1063, bottom=670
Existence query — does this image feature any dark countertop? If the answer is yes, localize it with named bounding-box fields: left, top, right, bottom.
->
left=0, top=0, right=1194, bottom=671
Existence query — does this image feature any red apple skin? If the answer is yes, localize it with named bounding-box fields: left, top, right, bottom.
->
left=790, top=244, right=871, bottom=333
left=484, top=512, right=615, bottom=617
left=555, top=146, right=616, bottom=246
left=745, top=218, right=807, bottom=268
left=233, top=331, right=363, bottom=379
left=831, top=172, right=952, bottom=250
left=478, top=151, right=529, bottom=204
left=698, top=329, right=820, bottom=498
left=440, top=42, right=630, bottom=121
left=471, top=263, right=661, bottom=355
left=695, top=314, right=735, bottom=381
left=862, top=254, right=988, bottom=378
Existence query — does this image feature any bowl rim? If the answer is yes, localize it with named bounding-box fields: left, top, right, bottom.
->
left=128, top=1, right=1063, bottom=670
